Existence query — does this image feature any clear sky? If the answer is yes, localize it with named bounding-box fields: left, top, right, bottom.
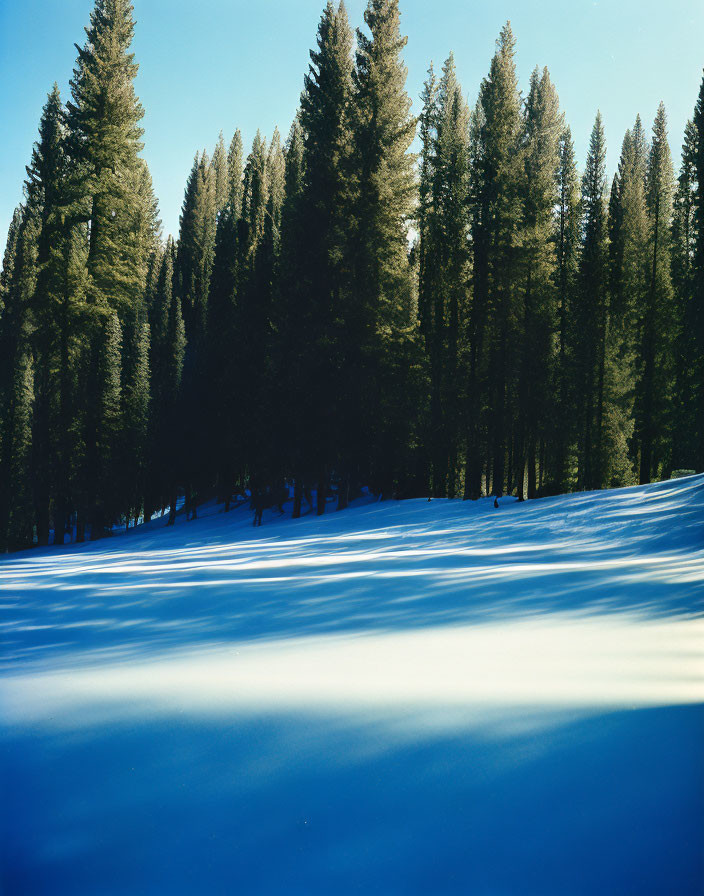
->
left=1, top=0, right=702, bottom=245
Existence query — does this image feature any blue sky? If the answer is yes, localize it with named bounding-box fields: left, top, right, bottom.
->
left=1, top=0, right=702, bottom=245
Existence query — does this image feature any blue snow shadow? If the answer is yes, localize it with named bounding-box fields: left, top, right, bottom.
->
left=2, top=703, right=703, bottom=895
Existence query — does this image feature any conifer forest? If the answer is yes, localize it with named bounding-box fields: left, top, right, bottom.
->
left=2, top=0, right=704, bottom=551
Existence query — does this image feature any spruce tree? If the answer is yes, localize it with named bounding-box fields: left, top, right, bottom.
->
left=121, top=320, right=150, bottom=525
left=0, top=209, right=23, bottom=321
left=176, top=152, right=217, bottom=353
left=670, top=119, right=699, bottom=469
left=689, top=72, right=704, bottom=470
left=294, top=0, right=355, bottom=510
left=0, top=205, right=39, bottom=551
left=175, top=151, right=216, bottom=515
left=423, top=53, right=470, bottom=497
left=471, top=23, right=524, bottom=497
left=23, top=85, right=68, bottom=543
left=67, top=0, right=152, bottom=318
left=211, top=131, right=229, bottom=215
left=146, top=243, right=186, bottom=525
left=549, top=126, right=580, bottom=493
left=575, top=113, right=610, bottom=489
left=66, top=0, right=157, bottom=534
left=348, top=0, right=417, bottom=497
left=207, top=131, right=243, bottom=506
left=417, top=61, right=438, bottom=353
left=516, top=66, right=562, bottom=499
left=278, top=116, right=308, bottom=515
left=604, top=116, right=649, bottom=486
left=77, top=311, right=122, bottom=539
left=228, top=131, right=244, bottom=219
left=634, top=103, right=674, bottom=482
left=234, top=132, right=270, bottom=488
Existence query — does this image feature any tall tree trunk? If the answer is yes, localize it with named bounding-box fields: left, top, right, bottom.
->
left=316, top=471, right=326, bottom=516
left=292, top=480, right=302, bottom=519
left=337, top=472, right=349, bottom=511
left=527, top=439, right=537, bottom=499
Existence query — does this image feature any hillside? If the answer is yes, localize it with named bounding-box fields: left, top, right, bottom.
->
left=2, top=477, right=703, bottom=894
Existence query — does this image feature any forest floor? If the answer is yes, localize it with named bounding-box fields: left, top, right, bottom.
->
left=1, top=476, right=703, bottom=894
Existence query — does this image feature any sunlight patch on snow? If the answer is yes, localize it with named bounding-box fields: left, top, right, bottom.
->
left=2, top=611, right=702, bottom=730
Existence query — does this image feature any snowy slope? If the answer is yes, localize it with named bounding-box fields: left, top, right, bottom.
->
left=1, top=477, right=703, bottom=894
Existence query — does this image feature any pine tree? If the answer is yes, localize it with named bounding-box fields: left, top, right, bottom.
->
left=604, top=116, right=650, bottom=486
left=0, top=205, right=39, bottom=551
left=66, top=0, right=152, bottom=318
left=471, top=22, right=524, bottom=497
left=278, top=116, right=308, bottom=515
left=175, top=151, right=216, bottom=515
left=348, top=0, right=417, bottom=497
left=516, top=66, right=562, bottom=499
left=0, top=209, right=23, bottom=321
left=22, top=85, right=68, bottom=543
left=549, top=125, right=580, bottom=493
left=233, top=132, right=270, bottom=488
left=292, top=0, right=355, bottom=510
left=121, top=320, right=150, bottom=525
left=65, top=0, right=157, bottom=534
left=671, top=119, right=698, bottom=469
left=417, top=62, right=438, bottom=352
left=146, top=243, right=186, bottom=525
left=228, top=131, right=244, bottom=219
left=176, top=152, right=217, bottom=353
left=211, top=131, right=229, bottom=215
left=422, top=53, right=470, bottom=497
left=688, top=72, right=704, bottom=470
left=575, top=112, right=610, bottom=489
left=634, top=103, right=674, bottom=482
left=77, top=311, right=122, bottom=539
left=207, top=131, right=243, bottom=506
left=610, top=117, right=649, bottom=358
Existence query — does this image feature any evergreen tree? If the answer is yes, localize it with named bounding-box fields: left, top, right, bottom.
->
left=575, top=112, right=610, bottom=489
left=422, top=53, right=470, bottom=497
left=175, top=151, right=216, bottom=514
left=211, top=131, right=230, bottom=215
left=688, top=72, right=704, bottom=470
left=121, top=320, right=150, bottom=524
left=417, top=61, right=438, bottom=351
left=0, top=209, right=23, bottom=321
left=67, top=0, right=152, bottom=318
left=634, top=103, right=674, bottom=482
left=278, top=117, right=307, bottom=515
left=77, top=311, right=122, bottom=539
left=228, top=131, right=244, bottom=219
left=0, top=205, right=39, bottom=551
left=176, top=152, right=217, bottom=353
left=516, top=66, right=562, bottom=499
left=207, top=131, right=243, bottom=506
left=145, top=242, right=186, bottom=525
left=471, top=22, right=524, bottom=497
left=549, top=125, right=580, bottom=493
left=66, top=0, right=157, bottom=534
left=416, top=63, right=439, bottom=497
left=296, top=0, right=355, bottom=511
left=23, top=85, right=67, bottom=543
left=234, top=132, right=271, bottom=487
left=604, top=116, right=650, bottom=486
left=348, top=0, right=418, bottom=497
left=670, top=118, right=699, bottom=469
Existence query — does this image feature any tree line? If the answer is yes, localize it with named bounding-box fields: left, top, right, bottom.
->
left=1, top=0, right=703, bottom=550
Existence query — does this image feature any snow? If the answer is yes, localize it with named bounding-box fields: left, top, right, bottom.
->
left=1, top=476, right=703, bottom=894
